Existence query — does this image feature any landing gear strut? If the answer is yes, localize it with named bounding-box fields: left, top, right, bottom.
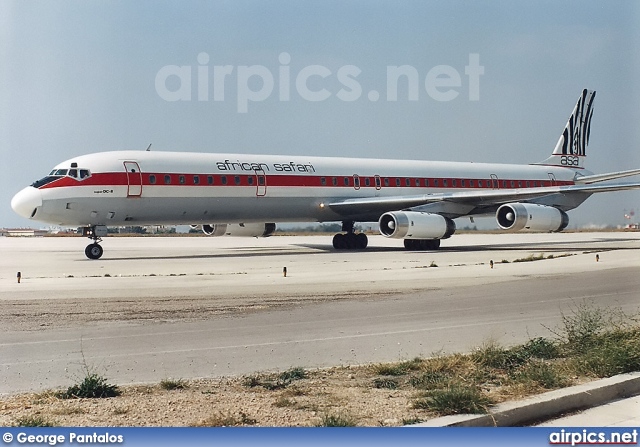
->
left=81, top=225, right=107, bottom=259
left=332, top=221, right=368, bottom=250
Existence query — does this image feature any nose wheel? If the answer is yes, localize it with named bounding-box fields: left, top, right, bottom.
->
left=85, top=243, right=104, bottom=260
left=81, top=225, right=107, bottom=259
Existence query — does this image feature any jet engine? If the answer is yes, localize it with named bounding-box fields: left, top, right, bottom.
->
left=202, top=223, right=276, bottom=237
left=496, top=203, right=569, bottom=232
left=379, top=211, right=456, bottom=239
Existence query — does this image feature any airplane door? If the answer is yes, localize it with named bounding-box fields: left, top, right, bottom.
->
left=124, top=161, right=142, bottom=197
left=548, top=173, right=557, bottom=186
left=255, top=169, right=267, bottom=196
left=490, top=174, right=499, bottom=189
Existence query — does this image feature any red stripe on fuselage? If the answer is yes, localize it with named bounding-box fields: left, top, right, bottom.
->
left=38, top=171, right=575, bottom=190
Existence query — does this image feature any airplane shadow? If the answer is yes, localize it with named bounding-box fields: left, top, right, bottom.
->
left=95, top=237, right=636, bottom=261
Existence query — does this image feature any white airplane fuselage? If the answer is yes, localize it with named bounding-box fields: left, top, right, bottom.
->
left=15, top=150, right=582, bottom=228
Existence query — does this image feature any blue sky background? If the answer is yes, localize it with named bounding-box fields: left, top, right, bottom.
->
left=1, top=0, right=639, bottom=229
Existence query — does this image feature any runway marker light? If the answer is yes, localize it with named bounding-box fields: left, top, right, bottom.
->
left=490, top=260, right=494, bottom=269
left=596, top=254, right=599, bottom=262
left=17, top=271, right=21, bottom=283
left=283, top=267, right=287, bottom=277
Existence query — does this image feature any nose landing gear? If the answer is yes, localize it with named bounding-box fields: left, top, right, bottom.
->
left=80, top=225, right=108, bottom=259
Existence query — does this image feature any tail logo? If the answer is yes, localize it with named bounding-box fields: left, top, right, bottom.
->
left=560, top=89, right=595, bottom=157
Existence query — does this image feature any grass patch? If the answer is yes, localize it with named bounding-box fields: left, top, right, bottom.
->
left=413, top=385, right=493, bottom=415
left=317, top=411, right=357, bottom=427
left=160, top=378, right=188, bottom=390
left=58, top=373, right=120, bottom=399
left=14, top=415, right=55, bottom=427
left=243, top=367, right=307, bottom=390
left=512, top=253, right=545, bottom=263
left=509, top=360, right=571, bottom=389
left=193, top=411, right=257, bottom=427
left=373, top=378, right=398, bottom=389
left=374, top=357, right=423, bottom=376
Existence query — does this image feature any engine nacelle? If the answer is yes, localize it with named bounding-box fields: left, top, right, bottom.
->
left=496, top=203, right=569, bottom=232
left=202, top=224, right=227, bottom=236
left=379, top=211, right=456, bottom=239
left=203, top=223, right=276, bottom=237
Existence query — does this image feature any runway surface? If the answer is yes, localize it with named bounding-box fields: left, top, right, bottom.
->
left=1, top=232, right=639, bottom=395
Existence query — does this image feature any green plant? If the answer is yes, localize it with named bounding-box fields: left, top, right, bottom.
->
left=413, top=385, right=493, bottom=415
left=510, top=360, right=570, bottom=389
left=14, top=416, right=55, bottom=427
left=373, top=378, right=398, bottom=389
left=279, top=367, right=307, bottom=382
left=193, top=411, right=257, bottom=427
left=401, top=417, right=424, bottom=425
left=160, top=378, right=188, bottom=390
left=317, top=412, right=357, bottom=427
left=58, top=373, right=120, bottom=399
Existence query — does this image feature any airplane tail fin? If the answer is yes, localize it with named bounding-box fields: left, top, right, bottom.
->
left=534, top=89, right=596, bottom=168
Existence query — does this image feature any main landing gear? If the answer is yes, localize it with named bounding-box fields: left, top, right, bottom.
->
left=332, top=221, right=368, bottom=250
left=81, top=225, right=107, bottom=259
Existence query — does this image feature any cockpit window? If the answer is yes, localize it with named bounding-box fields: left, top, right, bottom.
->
left=31, top=167, right=91, bottom=188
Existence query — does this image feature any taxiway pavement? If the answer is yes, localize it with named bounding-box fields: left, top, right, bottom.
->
left=1, top=232, right=639, bottom=396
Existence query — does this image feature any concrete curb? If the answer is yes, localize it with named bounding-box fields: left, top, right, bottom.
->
left=414, top=372, right=640, bottom=427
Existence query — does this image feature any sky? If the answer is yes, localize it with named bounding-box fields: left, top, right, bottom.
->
left=1, top=0, right=639, bottom=229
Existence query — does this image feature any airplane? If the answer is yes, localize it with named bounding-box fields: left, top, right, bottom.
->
left=11, top=89, right=640, bottom=259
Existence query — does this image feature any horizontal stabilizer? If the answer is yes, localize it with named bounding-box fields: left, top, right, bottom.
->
left=574, top=169, right=640, bottom=184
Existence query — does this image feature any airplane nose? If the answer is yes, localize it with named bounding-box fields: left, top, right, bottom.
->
left=11, top=187, right=43, bottom=219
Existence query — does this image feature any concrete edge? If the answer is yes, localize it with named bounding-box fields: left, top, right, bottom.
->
left=413, top=372, right=640, bottom=427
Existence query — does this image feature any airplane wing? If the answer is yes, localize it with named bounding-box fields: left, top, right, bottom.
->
left=328, top=181, right=640, bottom=218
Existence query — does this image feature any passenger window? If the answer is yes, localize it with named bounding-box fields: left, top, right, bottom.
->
left=207, top=175, right=214, bottom=185
left=221, top=176, right=227, bottom=185
left=343, top=177, right=350, bottom=186
left=332, top=177, right=338, bottom=186
left=193, top=175, right=200, bottom=184
left=405, top=178, right=410, bottom=187
left=415, top=179, right=421, bottom=187
left=149, top=175, right=156, bottom=184
left=434, top=179, right=439, bottom=187
left=179, top=175, right=186, bottom=184
left=364, top=178, right=370, bottom=187
left=247, top=177, right=254, bottom=185
left=384, top=178, right=390, bottom=187
left=321, top=177, right=326, bottom=186
left=452, top=179, right=457, bottom=187
left=443, top=179, right=448, bottom=187
left=164, top=175, right=171, bottom=184
left=478, top=180, right=483, bottom=187
left=234, top=176, right=241, bottom=185
left=395, top=178, right=401, bottom=187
